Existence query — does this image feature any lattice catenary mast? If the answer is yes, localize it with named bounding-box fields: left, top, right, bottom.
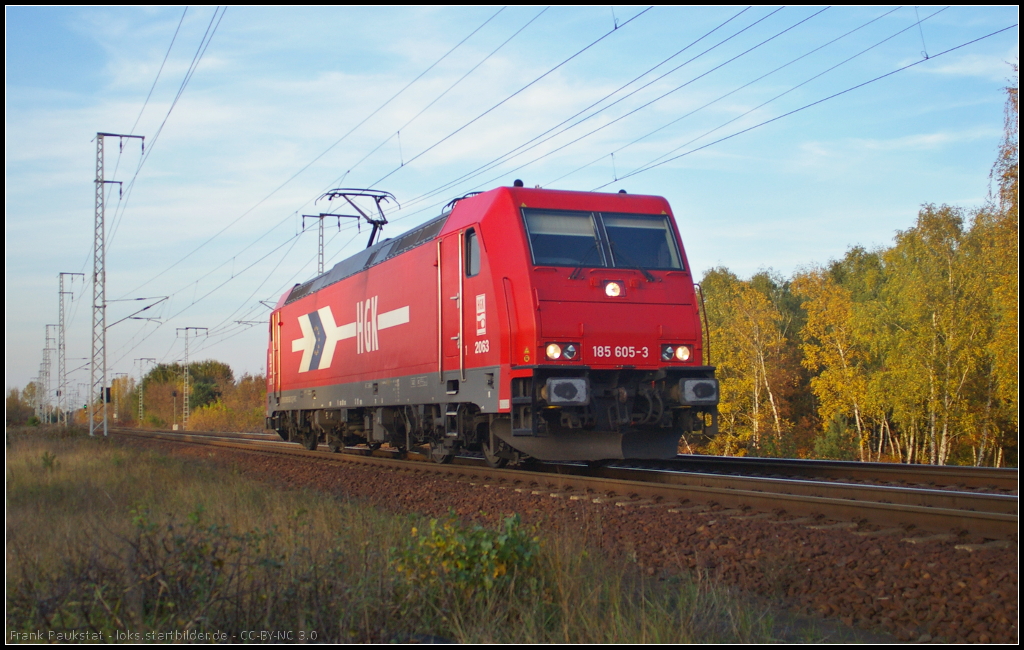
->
left=176, top=327, right=207, bottom=429
left=58, top=272, right=84, bottom=426
left=90, top=132, right=143, bottom=437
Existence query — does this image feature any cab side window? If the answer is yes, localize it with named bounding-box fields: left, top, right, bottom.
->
left=465, top=228, right=481, bottom=277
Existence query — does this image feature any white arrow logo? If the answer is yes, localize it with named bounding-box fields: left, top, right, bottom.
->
left=292, top=296, right=410, bottom=372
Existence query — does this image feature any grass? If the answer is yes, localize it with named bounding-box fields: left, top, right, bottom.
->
left=6, top=426, right=781, bottom=643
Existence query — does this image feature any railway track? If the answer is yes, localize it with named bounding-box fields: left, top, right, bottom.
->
left=111, top=428, right=1018, bottom=542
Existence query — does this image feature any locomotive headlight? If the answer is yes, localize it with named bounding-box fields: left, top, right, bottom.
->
left=604, top=281, right=624, bottom=297
left=545, top=342, right=579, bottom=361
left=662, top=344, right=693, bottom=362
left=674, top=345, right=692, bottom=362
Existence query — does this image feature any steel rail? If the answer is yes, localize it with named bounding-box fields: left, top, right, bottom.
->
left=626, top=455, right=1018, bottom=491
left=539, top=464, right=1017, bottom=514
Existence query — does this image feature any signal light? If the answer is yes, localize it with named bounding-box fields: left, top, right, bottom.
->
left=545, top=342, right=580, bottom=361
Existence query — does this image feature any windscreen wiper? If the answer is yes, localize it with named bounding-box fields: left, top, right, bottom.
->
left=609, top=242, right=656, bottom=282
left=568, top=242, right=601, bottom=280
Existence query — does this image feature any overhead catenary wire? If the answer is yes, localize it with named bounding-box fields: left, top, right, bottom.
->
left=111, top=202, right=362, bottom=368
left=324, top=6, right=551, bottom=187
left=367, top=6, right=655, bottom=189
left=614, top=6, right=949, bottom=177
left=594, top=21, right=1018, bottom=189
left=130, top=7, right=189, bottom=136
left=108, top=7, right=227, bottom=252
left=399, top=5, right=825, bottom=206
left=118, top=7, right=506, bottom=300
left=545, top=5, right=905, bottom=187
left=387, top=6, right=759, bottom=211
left=109, top=228, right=303, bottom=368
left=334, top=11, right=1009, bottom=258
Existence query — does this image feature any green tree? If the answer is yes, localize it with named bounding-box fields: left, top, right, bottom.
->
left=187, top=359, right=234, bottom=410
left=141, top=360, right=235, bottom=427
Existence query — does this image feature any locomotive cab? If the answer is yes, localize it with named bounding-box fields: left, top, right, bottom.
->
left=266, top=185, right=717, bottom=464
left=478, top=187, right=719, bottom=462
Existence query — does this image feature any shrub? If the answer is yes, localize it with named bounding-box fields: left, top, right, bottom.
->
left=812, top=414, right=858, bottom=460
left=392, top=513, right=540, bottom=595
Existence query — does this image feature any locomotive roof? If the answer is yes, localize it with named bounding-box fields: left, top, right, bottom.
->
left=284, top=212, right=449, bottom=305
left=281, top=185, right=671, bottom=306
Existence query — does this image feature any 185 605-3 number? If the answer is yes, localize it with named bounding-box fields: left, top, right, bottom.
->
left=592, top=345, right=648, bottom=359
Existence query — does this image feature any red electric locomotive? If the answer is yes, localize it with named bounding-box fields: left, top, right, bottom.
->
left=266, top=183, right=718, bottom=464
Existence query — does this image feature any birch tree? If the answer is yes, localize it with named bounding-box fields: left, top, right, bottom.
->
left=793, top=269, right=870, bottom=460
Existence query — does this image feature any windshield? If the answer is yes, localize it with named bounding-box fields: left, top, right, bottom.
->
left=522, top=208, right=683, bottom=270
left=603, top=213, right=682, bottom=270
left=523, top=210, right=606, bottom=267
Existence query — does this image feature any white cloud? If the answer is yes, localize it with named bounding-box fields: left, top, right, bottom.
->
left=913, top=49, right=1019, bottom=82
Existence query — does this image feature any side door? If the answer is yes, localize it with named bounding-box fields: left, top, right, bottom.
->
left=438, top=232, right=463, bottom=381
left=268, top=310, right=282, bottom=402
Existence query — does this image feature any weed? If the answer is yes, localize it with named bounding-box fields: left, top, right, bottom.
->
left=758, top=550, right=799, bottom=599
left=40, top=451, right=58, bottom=472
left=392, top=513, right=539, bottom=595
left=7, top=428, right=782, bottom=643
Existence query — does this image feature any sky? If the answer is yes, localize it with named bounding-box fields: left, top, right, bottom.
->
left=5, top=6, right=1018, bottom=404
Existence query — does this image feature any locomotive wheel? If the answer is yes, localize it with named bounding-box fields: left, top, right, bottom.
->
left=429, top=441, right=455, bottom=464
left=482, top=432, right=508, bottom=469
left=367, top=442, right=382, bottom=452
left=328, top=425, right=348, bottom=453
